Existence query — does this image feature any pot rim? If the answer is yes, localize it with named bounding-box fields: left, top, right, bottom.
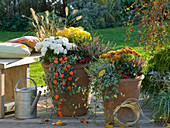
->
left=120, top=74, right=145, bottom=82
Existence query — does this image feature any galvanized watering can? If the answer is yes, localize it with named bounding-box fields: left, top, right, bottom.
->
left=14, top=78, right=41, bottom=119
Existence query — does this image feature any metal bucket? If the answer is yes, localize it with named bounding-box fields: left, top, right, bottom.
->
left=14, top=78, right=41, bottom=119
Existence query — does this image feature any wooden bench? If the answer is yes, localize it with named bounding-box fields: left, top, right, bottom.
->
left=0, top=53, right=41, bottom=118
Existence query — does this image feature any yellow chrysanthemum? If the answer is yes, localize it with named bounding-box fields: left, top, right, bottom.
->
left=60, top=28, right=70, bottom=38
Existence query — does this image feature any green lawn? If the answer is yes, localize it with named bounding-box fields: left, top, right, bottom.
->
left=0, top=26, right=143, bottom=86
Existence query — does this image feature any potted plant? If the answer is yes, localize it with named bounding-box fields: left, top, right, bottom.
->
left=86, top=47, right=146, bottom=126
left=35, top=27, right=111, bottom=117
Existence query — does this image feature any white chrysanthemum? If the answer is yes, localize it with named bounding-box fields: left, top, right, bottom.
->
left=41, top=47, right=47, bottom=56
left=63, top=49, right=67, bottom=54
left=66, top=43, right=77, bottom=50
left=43, top=41, right=50, bottom=47
left=34, top=42, right=43, bottom=51
left=54, top=38, right=63, bottom=45
left=43, top=38, right=50, bottom=41
left=49, top=36, right=55, bottom=42
left=54, top=49, right=60, bottom=54
left=62, top=37, right=69, bottom=46
left=58, top=46, right=64, bottom=53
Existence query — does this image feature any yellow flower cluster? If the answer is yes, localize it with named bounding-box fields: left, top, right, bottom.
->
left=99, top=47, right=141, bottom=61
left=56, top=27, right=92, bottom=41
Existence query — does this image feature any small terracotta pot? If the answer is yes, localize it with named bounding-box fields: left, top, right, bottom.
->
left=41, top=62, right=91, bottom=117
left=103, top=75, right=144, bottom=124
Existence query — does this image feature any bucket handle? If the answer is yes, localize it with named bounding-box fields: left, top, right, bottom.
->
left=15, top=77, right=37, bottom=90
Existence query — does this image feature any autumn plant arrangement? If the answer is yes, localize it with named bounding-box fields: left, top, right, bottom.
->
left=35, top=26, right=111, bottom=118
left=86, top=47, right=146, bottom=126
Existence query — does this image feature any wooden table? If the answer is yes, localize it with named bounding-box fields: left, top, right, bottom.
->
left=0, top=53, right=41, bottom=118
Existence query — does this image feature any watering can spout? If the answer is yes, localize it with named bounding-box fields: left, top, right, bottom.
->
left=30, top=91, right=42, bottom=114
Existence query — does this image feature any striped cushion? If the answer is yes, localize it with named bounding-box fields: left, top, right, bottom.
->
left=0, top=43, right=31, bottom=58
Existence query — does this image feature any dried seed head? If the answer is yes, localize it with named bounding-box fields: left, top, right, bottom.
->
left=46, top=17, right=49, bottom=24
left=76, top=16, right=82, bottom=21
left=45, top=10, right=49, bottom=17
left=65, top=7, right=69, bottom=17
left=59, top=18, right=62, bottom=22
left=72, top=9, right=78, bottom=15
left=41, top=15, right=44, bottom=21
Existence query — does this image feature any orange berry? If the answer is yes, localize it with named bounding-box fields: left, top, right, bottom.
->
left=64, top=57, right=67, bottom=61
left=53, top=80, right=57, bottom=84
left=60, top=98, right=63, bottom=102
left=69, top=71, right=73, bottom=75
left=58, top=104, right=63, bottom=107
left=63, top=55, right=66, bottom=58
left=65, top=79, right=67, bottom=82
left=55, top=57, right=58, bottom=60
left=63, top=67, right=68, bottom=71
left=62, top=82, right=66, bottom=86
left=58, top=111, right=62, bottom=115
left=59, top=57, right=63, bottom=61
left=55, top=72, right=58, bottom=77
left=54, top=60, right=59, bottom=64
left=61, top=74, right=64, bottom=78
left=67, top=86, right=71, bottom=91
left=55, top=95, right=59, bottom=100
left=61, top=60, right=64, bottom=64
left=68, top=76, right=72, bottom=81
left=67, top=64, right=71, bottom=68
left=59, top=114, right=63, bottom=118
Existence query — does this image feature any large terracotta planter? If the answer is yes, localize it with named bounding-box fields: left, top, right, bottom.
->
left=41, top=62, right=91, bottom=117
left=103, top=75, right=144, bottom=123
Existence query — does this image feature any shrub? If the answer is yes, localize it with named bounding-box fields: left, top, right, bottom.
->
left=68, top=0, right=107, bottom=29
left=0, top=15, right=29, bottom=31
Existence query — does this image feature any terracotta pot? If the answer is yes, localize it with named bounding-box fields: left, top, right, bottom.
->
left=103, top=75, right=144, bottom=123
left=41, top=62, right=91, bottom=117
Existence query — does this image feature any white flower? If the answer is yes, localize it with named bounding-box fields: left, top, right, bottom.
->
left=41, top=47, right=47, bottom=56
left=34, top=42, right=43, bottom=51
left=49, top=36, right=55, bottom=42
left=50, top=43, right=58, bottom=50
left=63, top=49, right=67, bottom=54
left=58, top=46, right=64, bottom=53
left=66, top=43, right=77, bottom=50
left=62, top=37, right=69, bottom=46
left=43, top=41, right=50, bottom=47
left=54, top=49, right=60, bottom=55
left=54, top=38, right=63, bottom=45
left=43, top=38, right=50, bottom=41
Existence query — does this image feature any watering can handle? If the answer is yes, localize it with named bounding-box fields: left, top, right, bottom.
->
left=15, top=77, right=37, bottom=90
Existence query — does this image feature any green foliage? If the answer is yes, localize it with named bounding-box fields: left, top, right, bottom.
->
left=147, top=46, right=170, bottom=73
left=0, top=15, right=29, bottom=31
left=141, top=71, right=169, bottom=98
left=141, top=47, right=170, bottom=125
left=127, top=0, right=169, bottom=53
left=68, top=0, right=107, bottom=29
left=151, top=90, right=170, bottom=124
left=85, top=58, right=120, bottom=99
